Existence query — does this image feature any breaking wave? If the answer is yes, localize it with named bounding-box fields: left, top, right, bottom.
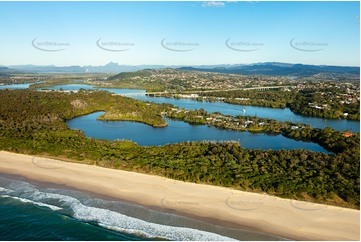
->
left=0, top=176, right=236, bottom=241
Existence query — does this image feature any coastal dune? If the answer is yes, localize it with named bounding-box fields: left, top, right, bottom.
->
left=0, top=151, right=359, bottom=241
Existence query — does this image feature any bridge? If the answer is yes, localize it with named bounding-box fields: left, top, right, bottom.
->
left=191, top=85, right=293, bottom=93
left=116, top=85, right=292, bottom=97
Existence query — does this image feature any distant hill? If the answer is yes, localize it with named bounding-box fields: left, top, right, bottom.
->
left=5, top=62, right=167, bottom=74
left=0, top=66, right=23, bottom=76
left=107, top=69, right=155, bottom=80
left=0, top=67, right=10, bottom=72
left=2, top=62, right=359, bottom=78
left=8, top=65, right=85, bottom=73
left=178, top=62, right=360, bottom=77
left=84, top=62, right=166, bottom=73
left=179, top=62, right=360, bottom=77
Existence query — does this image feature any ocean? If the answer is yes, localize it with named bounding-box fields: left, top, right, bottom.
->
left=0, top=175, right=286, bottom=241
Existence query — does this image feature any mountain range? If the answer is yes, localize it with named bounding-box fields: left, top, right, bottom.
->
left=1, top=62, right=359, bottom=78
left=178, top=62, right=360, bottom=77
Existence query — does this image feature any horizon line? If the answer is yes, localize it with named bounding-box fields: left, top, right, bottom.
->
left=3, top=62, right=360, bottom=68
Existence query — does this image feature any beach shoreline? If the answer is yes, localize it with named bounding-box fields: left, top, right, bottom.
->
left=0, top=173, right=282, bottom=241
left=0, top=151, right=359, bottom=241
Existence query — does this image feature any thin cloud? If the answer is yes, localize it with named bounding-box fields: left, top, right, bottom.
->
left=202, top=1, right=225, bottom=8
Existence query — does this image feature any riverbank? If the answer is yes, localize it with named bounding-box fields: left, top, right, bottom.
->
left=0, top=151, right=359, bottom=241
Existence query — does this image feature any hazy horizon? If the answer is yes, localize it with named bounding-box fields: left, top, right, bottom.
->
left=2, top=61, right=360, bottom=68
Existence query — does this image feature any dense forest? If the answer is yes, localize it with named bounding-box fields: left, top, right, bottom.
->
left=107, top=69, right=171, bottom=92
left=289, top=88, right=360, bottom=120
left=0, top=90, right=359, bottom=208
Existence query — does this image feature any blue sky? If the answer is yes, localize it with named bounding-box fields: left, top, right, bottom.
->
left=0, top=1, right=359, bottom=66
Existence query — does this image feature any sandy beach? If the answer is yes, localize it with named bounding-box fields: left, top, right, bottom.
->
left=0, top=151, right=359, bottom=241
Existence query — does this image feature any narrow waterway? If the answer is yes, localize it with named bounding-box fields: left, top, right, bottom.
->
left=42, top=83, right=360, bottom=132
left=66, top=112, right=331, bottom=153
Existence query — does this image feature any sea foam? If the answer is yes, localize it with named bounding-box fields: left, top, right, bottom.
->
left=0, top=194, right=62, bottom=211
left=0, top=178, right=236, bottom=241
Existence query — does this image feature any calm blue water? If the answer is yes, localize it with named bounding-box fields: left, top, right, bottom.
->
left=39, top=83, right=146, bottom=95
left=135, top=96, right=360, bottom=132
left=66, top=112, right=331, bottom=153
left=39, top=83, right=359, bottom=132
left=0, top=83, right=35, bottom=89
left=0, top=175, right=284, bottom=241
left=1, top=82, right=358, bottom=132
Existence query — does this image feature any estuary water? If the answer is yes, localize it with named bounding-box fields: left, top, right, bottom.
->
left=0, top=83, right=35, bottom=89
left=39, top=83, right=360, bottom=132
left=66, top=111, right=331, bottom=153
left=0, top=82, right=358, bottom=132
